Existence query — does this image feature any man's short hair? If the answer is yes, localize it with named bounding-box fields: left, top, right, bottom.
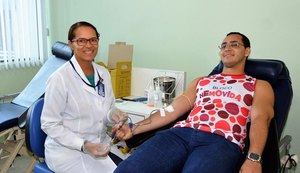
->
left=227, top=32, right=251, bottom=48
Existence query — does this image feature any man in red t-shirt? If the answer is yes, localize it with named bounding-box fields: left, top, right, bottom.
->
left=114, top=32, right=274, bottom=173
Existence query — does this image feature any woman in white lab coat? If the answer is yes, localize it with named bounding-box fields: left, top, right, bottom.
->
left=41, top=21, right=126, bottom=173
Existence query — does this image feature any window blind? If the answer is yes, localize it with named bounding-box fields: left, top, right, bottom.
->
left=0, top=0, right=47, bottom=70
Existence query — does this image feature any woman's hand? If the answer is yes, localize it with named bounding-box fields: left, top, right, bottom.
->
left=83, top=142, right=110, bottom=158
left=109, top=107, right=128, bottom=124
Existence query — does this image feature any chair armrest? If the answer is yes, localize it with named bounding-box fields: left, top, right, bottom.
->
left=125, top=111, right=189, bottom=149
left=125, top=124, right=170, bottom=149
left=261, top=118, right=281, bottom=173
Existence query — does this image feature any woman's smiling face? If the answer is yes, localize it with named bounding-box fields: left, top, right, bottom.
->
left=69, top=26, right=99, bottom=64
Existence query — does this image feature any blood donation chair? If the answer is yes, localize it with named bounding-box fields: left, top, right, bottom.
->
left=25, top=98, right=53, bottom=173
left=24, top=96, right=122, bottom=172
left=0, top=41, right=72, bottom=173
left=125, top=59, right=295, bottom=173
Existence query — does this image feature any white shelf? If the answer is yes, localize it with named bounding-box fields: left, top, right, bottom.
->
left=115, top=100, right=158, bottom=123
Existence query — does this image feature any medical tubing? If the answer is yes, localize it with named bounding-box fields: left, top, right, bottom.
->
left=280, top=154, right=297, bottom=173
left=130, top=109, right=158, bottom=134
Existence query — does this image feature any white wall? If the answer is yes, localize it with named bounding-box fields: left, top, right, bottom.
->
left=48, top=0, right=300, bottom=171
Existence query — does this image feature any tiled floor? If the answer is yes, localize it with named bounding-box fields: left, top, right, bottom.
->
left=0, top=155, right=33, bottom=173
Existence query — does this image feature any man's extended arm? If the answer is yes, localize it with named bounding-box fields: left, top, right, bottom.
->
left=116, top=78, right=199, bottom=140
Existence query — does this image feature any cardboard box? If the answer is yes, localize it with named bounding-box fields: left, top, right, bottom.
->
left=97, top=42, right=133, bottom=98
left=108, top=42, right=133, bottom=69
left=110, top=61, right=132, bottom=98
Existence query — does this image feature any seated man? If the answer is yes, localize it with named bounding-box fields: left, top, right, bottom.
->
left=114, top=32, right=274, bottom=173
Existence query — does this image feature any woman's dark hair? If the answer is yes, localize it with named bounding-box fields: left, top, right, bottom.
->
left=68, top=21, right=100, bottom=41
left=227, top=32, right=251, bottom=48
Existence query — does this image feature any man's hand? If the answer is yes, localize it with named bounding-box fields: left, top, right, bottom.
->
left=115, top=124, right=134, bottom=141
left=239, top=159, right=262, bottom=173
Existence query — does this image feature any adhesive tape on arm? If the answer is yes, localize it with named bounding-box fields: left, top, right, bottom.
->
left=160, top=108, right=166, bottom=117
left=165, top=105, right=174, bottom=112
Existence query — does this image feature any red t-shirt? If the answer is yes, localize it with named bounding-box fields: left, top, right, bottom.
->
left=174, top=73, right=256, bottom=149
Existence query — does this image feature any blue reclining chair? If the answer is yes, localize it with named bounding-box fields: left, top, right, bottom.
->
left=210, top=59, right=294, bottom=173
left=0, top=41, right=72, bottom=173
left=25, top=98, right=53, bottom=173
left=125, top=59, right=294, bottom=173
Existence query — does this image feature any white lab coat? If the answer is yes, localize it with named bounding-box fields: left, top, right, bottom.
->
left=41, top=56, right=117, bottom=173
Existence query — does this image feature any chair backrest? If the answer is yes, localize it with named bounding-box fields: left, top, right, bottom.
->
left=51, top=41, right=73, bottom=60
left=16, top=42, right=72, bottom=129
left=209, top=59, right=293, bottom=139
left=25, top=98, right=46, bottom=158
left=13, top=41, right=72, bottom=109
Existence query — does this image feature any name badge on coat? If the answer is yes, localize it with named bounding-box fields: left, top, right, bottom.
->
left=98, top=82, right=105, bottom=97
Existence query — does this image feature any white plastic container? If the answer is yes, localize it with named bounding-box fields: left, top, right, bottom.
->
left=147, top=84, right=155, bottom=107
left=153, top=84, right=163, bottom=108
